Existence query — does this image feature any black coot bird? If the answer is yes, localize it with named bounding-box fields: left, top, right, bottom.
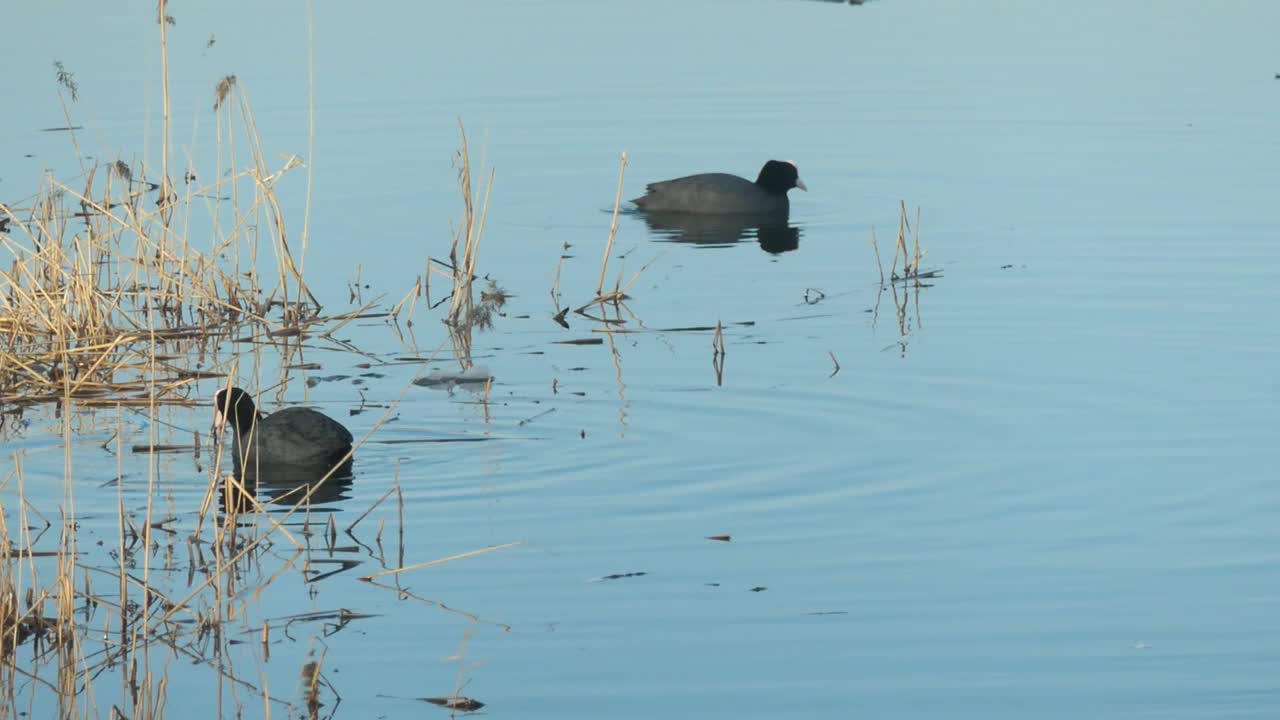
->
left=631, top=160, right=807, bottom=215
left=214, top=387, right=353, bottom=469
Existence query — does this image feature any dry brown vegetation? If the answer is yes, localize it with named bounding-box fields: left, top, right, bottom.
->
left=0, top=54, right=344, bottom=715
left=867, top=201, right=937, bottom=357
left=0, top=75, right=319, bottom=410
left=0, top=9, right=517, bottom=718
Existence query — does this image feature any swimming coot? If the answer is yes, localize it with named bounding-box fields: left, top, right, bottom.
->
left=214, top=387, right=354, bottom=467
left=631, top=160, right=807, bottom=215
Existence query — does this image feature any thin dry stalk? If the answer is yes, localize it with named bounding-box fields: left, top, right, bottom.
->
left=157, top=0, right=173, bottom=231
left=445, top=120, right=497, bottom=330
left=299, top=0, right=317, bottom=272
left=550, top=254, right=566, bottom=322
left=359, top=542, right=521, bottom=581
left=893, top=200, right=909, bottom=278
left=595, top=151, right=628, bottom=296
left=870, top=227, right=884, bottom=285
left=450, top=626, right=477, bottom=713
left=913, top=205, right=922, bottom=277
left=711, top=320, right=726, bottom=387
left=345, top=486, right=397, bottom=534
left=389, top=278, right=421, bottom=326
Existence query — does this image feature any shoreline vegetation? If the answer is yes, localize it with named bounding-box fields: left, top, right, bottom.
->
left=0, top=5, right=519, bottom=717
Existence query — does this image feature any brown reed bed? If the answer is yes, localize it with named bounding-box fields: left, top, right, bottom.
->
left=0, top=76, right=320, bottom=412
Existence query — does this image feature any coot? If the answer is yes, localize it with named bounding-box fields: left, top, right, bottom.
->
left=631, top=160, right=806, bottom=215
left=214, top=387, right=354, bottom=467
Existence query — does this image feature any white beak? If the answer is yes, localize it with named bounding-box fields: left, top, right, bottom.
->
left=795, top=178, right=808, bottom=192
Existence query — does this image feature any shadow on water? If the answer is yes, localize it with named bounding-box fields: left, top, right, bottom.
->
left=634, top=210, right=802, bottom=254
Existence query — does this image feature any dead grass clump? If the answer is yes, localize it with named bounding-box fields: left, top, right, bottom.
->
left=867, top=201, right=935, bottom=356
left=415, top=121, right=510, bottom=377
left=440, top=120, right=496, bottom=332
left=0, top=76, right=322, bottom=409
left=881, top=200, right=940, bottom=283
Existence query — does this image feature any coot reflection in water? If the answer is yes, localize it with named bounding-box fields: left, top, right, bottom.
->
left=635, top=210, right=802, bottom=254
left=221, top=458, right=356, bottom=512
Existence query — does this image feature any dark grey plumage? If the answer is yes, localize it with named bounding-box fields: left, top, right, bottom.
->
left=214, top=387, right=353, bottom=468
left=631, top=160, right=807, bottom=215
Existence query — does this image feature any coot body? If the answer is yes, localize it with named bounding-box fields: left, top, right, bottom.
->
left=631, top=160, right=806, bottom=215
left=214, top=387, right=353, bottom=467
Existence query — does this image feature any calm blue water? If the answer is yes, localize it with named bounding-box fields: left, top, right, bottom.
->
left=3, top=1, right=1280, bottom=718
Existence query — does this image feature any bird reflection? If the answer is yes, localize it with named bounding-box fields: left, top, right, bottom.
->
left=636, top=211, right=801, bottom=254
left=222, top=457, right=355, bottom=512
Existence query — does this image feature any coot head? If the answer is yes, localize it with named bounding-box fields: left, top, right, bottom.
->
left=214, top=387, right=259, bottom=433
left=213, top=386, right=354, bottom=465
left=755, top=160, right=807, bottom=195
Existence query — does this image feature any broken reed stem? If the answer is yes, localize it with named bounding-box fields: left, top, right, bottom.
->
left=469, top=166, right=495, bottom=285
left=390, top=279, right=421, bottom=324
left=451, top=626, right=476, bottom=709
left=360, top=542, right=522, bottom=581
left=620, top=252, right=663, bottom=295
left=596, top=151, right=628, bottom=297
left=870, top=227, right=884, bottom=285
left=396, top=480, right=405, bottom=570
left=52, top=82, right=86, bottom=180
left=452, top=122, right=472, bottom=273
left=550, top=254, right=565, bottom=315
left=446, top=120, right=495, bottom=327
left=299, top=0, right=317, bottom=273
left=888, top=219, right=899, bottom=279
left=901, top=199, right=911, bottom=275
left=158, top=0, right=172, bottom=235
left=346, top=486, right=398, bottom=533
left=913, top=204, right=922, bottom=276
left=711, top=319, right=726, bottom=386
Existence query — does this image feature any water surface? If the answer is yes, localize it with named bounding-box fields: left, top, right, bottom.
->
left=3, top=1, right=1279, bottom=718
